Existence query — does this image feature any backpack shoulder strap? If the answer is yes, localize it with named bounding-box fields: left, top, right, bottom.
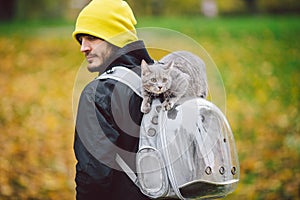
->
left=97, top=66, right=142, bottom=97
left=97, top=66, right=141, bottom=186
left=115, top=154, right=138, bottom=184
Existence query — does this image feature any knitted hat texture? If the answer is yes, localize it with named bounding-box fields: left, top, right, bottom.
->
left=72, top=0, right=138, bottom=47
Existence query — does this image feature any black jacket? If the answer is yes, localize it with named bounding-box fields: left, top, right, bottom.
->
left=74, top=41, right=153, bottom=200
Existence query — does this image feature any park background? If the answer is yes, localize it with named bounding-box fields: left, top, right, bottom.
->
left=0, top=0, right=299, bottom=199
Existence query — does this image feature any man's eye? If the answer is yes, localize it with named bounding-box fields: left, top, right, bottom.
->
left=78, top=36, right=83, bottom=43
left=87, top=36, right=97, bottom=41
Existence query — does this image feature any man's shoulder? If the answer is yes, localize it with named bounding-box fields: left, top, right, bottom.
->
left=81, top=66, right=142, bottom=100
left=81, top=77, right=116, bottom=96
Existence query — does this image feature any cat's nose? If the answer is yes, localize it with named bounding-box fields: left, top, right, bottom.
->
left=158, top=86, right=162, bottom=90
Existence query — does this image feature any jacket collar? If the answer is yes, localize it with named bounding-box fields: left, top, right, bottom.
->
left=104, top=40, right=154, bottom=73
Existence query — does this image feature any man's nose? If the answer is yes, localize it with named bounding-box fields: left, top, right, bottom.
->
left=80, top=38, right=91, bottom=52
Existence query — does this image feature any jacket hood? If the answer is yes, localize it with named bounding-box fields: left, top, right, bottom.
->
left=102, top=40, right=154, bottom=74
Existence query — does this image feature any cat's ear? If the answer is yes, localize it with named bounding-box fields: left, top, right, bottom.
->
left=141, top=60, right=151, bottom=75
left=165, top=61, right=174, bottom=70
left=141, top=59, right=148, bottom=67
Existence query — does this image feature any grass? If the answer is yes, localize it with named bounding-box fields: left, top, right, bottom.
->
left=0, top=15, right=299, bottom=199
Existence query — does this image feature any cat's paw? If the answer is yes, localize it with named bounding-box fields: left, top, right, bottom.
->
left=162, top=101, right=174, bottom=111
left=141, top=103, right=151, bottom=113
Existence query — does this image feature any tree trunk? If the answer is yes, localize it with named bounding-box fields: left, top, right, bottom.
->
left=244, top=0, right=258, bottom=14
left=0, top=0, right=16, bottom=21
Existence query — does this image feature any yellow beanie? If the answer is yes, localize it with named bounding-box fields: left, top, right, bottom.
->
left=72, top=0, right=138, bottom=47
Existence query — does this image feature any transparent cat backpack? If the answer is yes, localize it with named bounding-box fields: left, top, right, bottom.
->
left=98, top=66, right=240, bottom=199
left=136, top=99, right=239, bottom=199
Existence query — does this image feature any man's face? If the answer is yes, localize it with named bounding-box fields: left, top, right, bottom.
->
left=78, top=35, right=116, bottom=72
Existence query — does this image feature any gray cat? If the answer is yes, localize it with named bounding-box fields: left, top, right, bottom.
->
left=141, top=51, right=208, bottom=113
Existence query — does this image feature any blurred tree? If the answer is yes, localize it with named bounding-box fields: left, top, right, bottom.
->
left=258, top=0, right=300, bottom=14
left=0, top=0, right=16, bottom=21
left=217, top=0, right=246, bottom=15
left=68, top=0, right=91, bottom=19
left=128, top=0, right=201, bottom=16
left=243, top=0, right=257, bottom=14
left=165, top=0, right=201, bottom=15
left=127, top=0, right=164, bottom=16
left=71, top=0, right=91, bottom=9
left=152, top=0, right=164, bottom=16
left=14, top=0, right=69, bottom=20
left=128, top=0, right=300, bottom=16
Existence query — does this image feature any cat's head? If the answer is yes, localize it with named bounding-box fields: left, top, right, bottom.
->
left=141, top=60, right=173, bottom=94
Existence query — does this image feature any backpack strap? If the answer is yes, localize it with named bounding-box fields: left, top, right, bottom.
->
left=97, top=66, right=142, bottom=98
left=97, top=66, right=140, bottom=186
left=115, top=154, right=138, bottom=184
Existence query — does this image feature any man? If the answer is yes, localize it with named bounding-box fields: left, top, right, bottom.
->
left=72, top=0, right=153, bottom=199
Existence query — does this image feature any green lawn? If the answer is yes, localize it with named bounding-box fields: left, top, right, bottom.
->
left=0, top=15, right=299, bottom=199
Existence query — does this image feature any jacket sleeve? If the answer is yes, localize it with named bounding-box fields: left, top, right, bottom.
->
left=74, top=78, right=117, bottom=188
left=74, top=77, right=143, bottom=194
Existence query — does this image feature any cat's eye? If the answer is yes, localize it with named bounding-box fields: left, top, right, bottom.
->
left=151, top=78, right=157, bottom=82
left=162, top=78, right=168, bottom=83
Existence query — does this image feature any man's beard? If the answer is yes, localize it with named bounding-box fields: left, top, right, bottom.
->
left=87, top=42, right=120, bottom=73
